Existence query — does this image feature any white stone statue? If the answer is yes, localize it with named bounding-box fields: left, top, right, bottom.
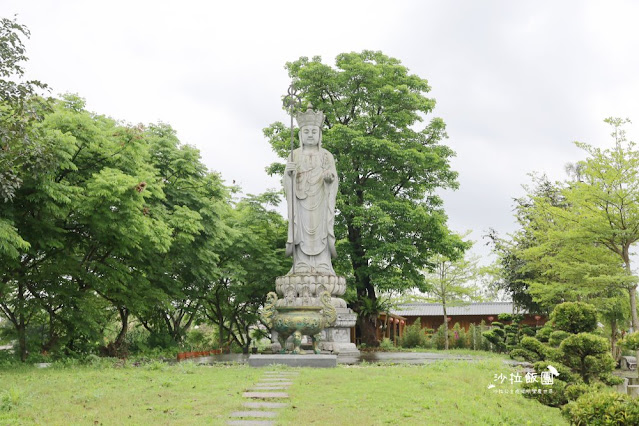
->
left=284, top=107, right=337, bottom=275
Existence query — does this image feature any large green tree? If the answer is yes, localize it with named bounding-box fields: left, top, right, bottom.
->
left=563, top=118, right=639, bottom=330
left=202, top=192, right=289, bottom=352
left=265, top=51, right=465, bottom=345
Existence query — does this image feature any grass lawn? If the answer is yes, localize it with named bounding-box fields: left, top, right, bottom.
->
left=0, top=358, right=566, bottom=425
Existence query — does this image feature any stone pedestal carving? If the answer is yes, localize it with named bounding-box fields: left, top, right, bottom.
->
left=269, top=273, right=359, bottom=355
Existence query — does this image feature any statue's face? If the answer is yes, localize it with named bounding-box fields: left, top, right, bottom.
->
left=300, top=125, right=320, bottom=147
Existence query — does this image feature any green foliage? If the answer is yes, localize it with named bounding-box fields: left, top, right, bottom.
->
left=468, top=322, right=491, bottom=351
left=620, top=331, right=639, bottom=351
left=551, top=302, right=598, bottom=334
left=265, top=51, right=466, bottom=345
left=559, top=333, right=615, bottom=384
left=563, top=382, right=607, bottom=402
left=433, top=323, right=452, bottom=350
left=549, top=331, right=572, bottom=348
left=536, top=324, right=553, bottom=342
left=0, top=388, right=23, bottom=412
left=521, top=379, right=568, bottom=407
left=184, top=326, right=217, bottom=351
left=511, top=336, right=548, bottom=362
left=379, top=338, right=395, bottom=350
left=562, top=391, right=639, bottom=426
left=399, top=318, right=427, bottom=348
left=451, top=322, right=468, bottom=349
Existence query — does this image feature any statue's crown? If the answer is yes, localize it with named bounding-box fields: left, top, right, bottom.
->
left=295, top=105, right=324, bottom=129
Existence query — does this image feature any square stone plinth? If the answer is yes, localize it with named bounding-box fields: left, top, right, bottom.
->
left=248, top=354, right=337, bottom=368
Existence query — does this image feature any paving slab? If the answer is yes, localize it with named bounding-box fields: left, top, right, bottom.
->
left=230, top=411, right=278, bottom=418
left=250, top=386, right=288, bottom=390
left=243, top=402, right=288, bottom=409
left=250, top=354, right=337, bottom=368
left=243, top=392, right=289, bottom=399
left=255, top=382, right=292, bottom=386
left=227, top=421, right=275, bottom=426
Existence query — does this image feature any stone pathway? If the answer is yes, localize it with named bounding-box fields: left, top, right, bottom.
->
left=228, top=370, right=299, bottom=425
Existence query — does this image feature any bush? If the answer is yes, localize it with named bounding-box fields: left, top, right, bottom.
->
left=433, top=323, right=451, bottom=350
left=379, top=338, right=395, bottom=350
left=562, top=391, right=639, bottom=425
left=549, top=330, right=571, bottom=348
left=509, top=336, right=548, bottom=362
left=551, top=302, right=597, bottom=334
left=536, top=325, right=553, bottom=342
left=184, top=325, right=218, bottom=351
left=399, top=318, right=427, bottom=348
left=564, top=383, right=607, bottom=402
left=560, top=333, right=615, bottom=384
left=521, top=379, right=568, bottom=407
left=620, top=331, right=639, bottom=351
left=451, top=323, right=468, bottom=349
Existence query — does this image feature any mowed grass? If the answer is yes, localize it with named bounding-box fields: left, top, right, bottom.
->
left=0, top=362, right=261, bottom=425
left=279, top=359, right=567, bottom=425
left=0, top=358, right=567, bottom=425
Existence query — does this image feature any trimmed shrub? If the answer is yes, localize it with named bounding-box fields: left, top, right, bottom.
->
left=379, top=338, right=395, bottom=350
left=620, top=330, right=639, bottom=351
left=521, top=379, right=568, bottom=407
left=562, top=391, right=639, bottom=425
left=559, top=333, right=615, bottom=384
left=399, top=318, right=427, bottom=348
left=549, top=330, right=571, bottom=348
left=536, top=325, right=553, bottom=342
left=468, top=323, right=489, bottom=351
left=518, top=336, right=549, bottom=361
left=451, top=323, right=468, bottom=349
left=550, top=302, right=597, bottom=334
left=482, top=322, right=507, bottom=352
left=564, top=382, right=606, bottom=402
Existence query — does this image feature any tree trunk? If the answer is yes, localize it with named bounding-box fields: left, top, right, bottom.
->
left=443, top=301, right=449, bottom=351
left=630, top=284, right=639, bottom=332
left=114, top=307, right=129, bottom=348
left=610, top=318, right=616, bottom=357
left=17, top=321, right=27, bottom=362
left=624, top=255, right=638, bottom=331
left=359, top=314, right=379, bottom=347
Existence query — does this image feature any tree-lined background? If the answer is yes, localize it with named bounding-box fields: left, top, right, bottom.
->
left=4, top=14, right=639, bottom=366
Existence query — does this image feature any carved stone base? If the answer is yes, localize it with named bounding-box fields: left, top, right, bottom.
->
left=269, top=273, right=359, bottom=355
left=319, top=308, right=360, bottom=355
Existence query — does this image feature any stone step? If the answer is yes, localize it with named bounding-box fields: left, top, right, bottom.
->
left=243, top=392, right=289, bottom=399
left=243, top=402, right=288, bottom=409
left=249, top=386, right=289, bottom=391
left=227, top=421, right=275, bottom=426
left=260, top=378, right=294, bottom=382
left=230, top=411, right=278, bottom=418
left=255, top=382, right=293, bottom=386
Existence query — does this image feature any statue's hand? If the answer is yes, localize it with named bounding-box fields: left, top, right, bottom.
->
left=285, top=162, right=297, bottom=176
left=323, top=171, right=335, bottom=183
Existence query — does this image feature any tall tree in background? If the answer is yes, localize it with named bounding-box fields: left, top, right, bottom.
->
left=420, top=251, right=481, bottom=350
left=0, top=17, right=50, bottom=203
left=265, top=51, right=466, bottom=345
left=561, top=118, right=639, bottom=330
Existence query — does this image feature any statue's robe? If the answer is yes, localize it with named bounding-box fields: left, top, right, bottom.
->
left=284, top=147, right=338, bottom=275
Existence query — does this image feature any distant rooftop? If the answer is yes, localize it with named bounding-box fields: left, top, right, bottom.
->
left=391, top=302, right=528, bottom=317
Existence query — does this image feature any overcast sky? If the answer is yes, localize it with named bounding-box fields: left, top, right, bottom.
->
left=6, top=0, right=639, bottom=263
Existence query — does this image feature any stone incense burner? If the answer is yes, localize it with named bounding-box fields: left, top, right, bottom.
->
left=262, top=291, right=336, bottom=354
